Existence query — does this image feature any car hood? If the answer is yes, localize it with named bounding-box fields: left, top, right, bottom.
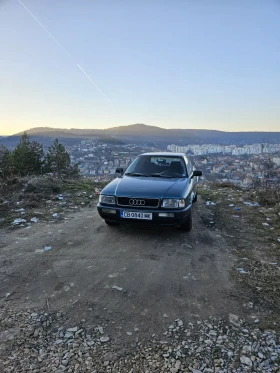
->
left=101, top=175, right=190, bottom=199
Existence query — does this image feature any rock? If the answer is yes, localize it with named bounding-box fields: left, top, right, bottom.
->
left=175, top=319, right=183, bottom=327
left=64, top=332, right=74, bottom=339
left=240, top=356, right=252, bottom=366
left=100, top=336, right=110, bottom=343
left=57, top=365, right=67, bottom=371
left=12, top=218, right=27, bottom=225
left=229, top=313, right=241, bottom=327
left=55, top=339, right=64, bottom=344
left=261, top=358, right=271, bottom=367
left=1, top=307, right=280, bottom=372
left=67, top=327, right=78, bottom=332
left=33, top=329, right=40, bottom=337
left=209, top=330, right=217, bottom=336
left=112, top=285, right=123, bottom=291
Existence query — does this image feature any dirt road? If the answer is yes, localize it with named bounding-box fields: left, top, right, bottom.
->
left=2, top=188, right=280, bottom=372
left=0, top=198, right=244, bottom=341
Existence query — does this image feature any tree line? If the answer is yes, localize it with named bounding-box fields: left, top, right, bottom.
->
left=0, top=133, right=79, bottom=179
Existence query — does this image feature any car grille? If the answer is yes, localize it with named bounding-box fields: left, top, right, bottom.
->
left=117, top=197, right=160, bottom=208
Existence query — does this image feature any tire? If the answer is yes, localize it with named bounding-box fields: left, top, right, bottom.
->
left=179, top=209, right=192, bottom=232
left=105, top=220, right=120, bottom=226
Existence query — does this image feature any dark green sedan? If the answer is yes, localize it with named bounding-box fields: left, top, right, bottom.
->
left=97, top=152, right=202, bottom=231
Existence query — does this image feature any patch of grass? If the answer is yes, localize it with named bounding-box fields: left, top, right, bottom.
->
left=199, top=184, right=243, bottom=206
left=53, top=207, right=64, bottom=214
left=23, top=176, right=63, bottom=194
left=232, top=258, right=280, bottom=310
left=256, top=189, right=280, bottom=206
left=199, top=186, right=219, bottom=202
left=63, top=179, right=108, bottom=193
left=0, top=176, right=110, bottom=230
left=212, top=181, right=242, bottom=190
left=201, top=182, right=280, bottom=316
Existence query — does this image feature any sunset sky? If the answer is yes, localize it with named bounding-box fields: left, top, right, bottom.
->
left=1, top=0, right=280, bottom=135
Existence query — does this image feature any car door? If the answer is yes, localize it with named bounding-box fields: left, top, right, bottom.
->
left=186, top=158, right=197, bottom=199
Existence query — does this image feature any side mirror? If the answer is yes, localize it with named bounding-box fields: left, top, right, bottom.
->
left=115, top=167, right=124, bottom=175
left=191, top=170, right=202, bottom=178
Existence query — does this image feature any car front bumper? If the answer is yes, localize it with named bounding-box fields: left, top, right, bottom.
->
left=97, top=203, right=192, bottom=226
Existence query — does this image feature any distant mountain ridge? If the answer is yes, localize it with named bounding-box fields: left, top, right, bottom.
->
left=1, top=123, right=280, bottom=149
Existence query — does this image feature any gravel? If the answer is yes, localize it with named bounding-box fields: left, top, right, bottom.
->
left=0, top=307, right=280, bottom=372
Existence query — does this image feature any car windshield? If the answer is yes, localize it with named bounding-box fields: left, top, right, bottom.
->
left=125, top=155, right=187, bottom=178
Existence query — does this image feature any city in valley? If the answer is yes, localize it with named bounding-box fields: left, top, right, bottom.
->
left=68, top=140, right=280, bottom=188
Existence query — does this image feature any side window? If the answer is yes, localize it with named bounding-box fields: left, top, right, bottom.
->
left=187, top=159, right=192, bottom=177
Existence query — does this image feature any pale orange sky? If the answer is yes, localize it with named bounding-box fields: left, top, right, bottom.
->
left=1, top=0, right=280, bottom=136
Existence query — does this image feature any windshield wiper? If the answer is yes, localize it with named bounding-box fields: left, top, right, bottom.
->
left=149, top=174, right=185, bottom=178
left=149, top=174, right=174, bottom=178
left=125, top=173, right=149, bottom=177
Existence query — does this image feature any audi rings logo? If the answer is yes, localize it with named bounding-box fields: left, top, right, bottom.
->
left=129, top=199, right=145, bottom=206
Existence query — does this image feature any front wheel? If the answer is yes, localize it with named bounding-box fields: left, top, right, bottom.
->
left=179, top=209, right=192, bottom=232
left=105, top=220, right=120, bottom=226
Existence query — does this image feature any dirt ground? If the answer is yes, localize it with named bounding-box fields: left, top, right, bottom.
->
left=1, top=184, right=280, bottom=372
left=0, top=195, right=264, bottom=345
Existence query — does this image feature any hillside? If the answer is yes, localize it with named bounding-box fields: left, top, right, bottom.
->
left=2, top=123, right=280, bottom=149
left=1, top=177, right=280, bottom=372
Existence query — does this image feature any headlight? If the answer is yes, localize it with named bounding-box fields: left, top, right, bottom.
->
left=99, top=195, right=115, bottom=205
left=162, top=199, right=185, bottom=208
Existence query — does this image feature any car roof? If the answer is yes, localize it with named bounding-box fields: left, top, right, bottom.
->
left=140, top=152, right=187, bottom=157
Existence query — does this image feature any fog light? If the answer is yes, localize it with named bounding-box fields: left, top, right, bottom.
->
left=102, top=208, right=116, bottom=214
left=158, top=213, right=175, bottom=217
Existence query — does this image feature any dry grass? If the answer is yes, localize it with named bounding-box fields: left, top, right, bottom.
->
left=200, top=181, right=280, bottom=316
left=23, top=176, right=63, bottom=194
left=0, top=176, right=109, bottom=229
left=211, top=180, right=242, bottom=190
left=232, top=259, right=280, bottom=310
left=244, top=187, right=280, bottom=206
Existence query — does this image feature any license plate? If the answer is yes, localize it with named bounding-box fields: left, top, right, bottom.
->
left=120, top=211, right=152, bottom=220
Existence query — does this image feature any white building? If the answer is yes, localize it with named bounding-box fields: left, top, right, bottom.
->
left=167, top=143, right=278, bottom=156
left=272, top=157, right=280, bottom=166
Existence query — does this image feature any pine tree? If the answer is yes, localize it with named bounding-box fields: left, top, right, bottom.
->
left=45, top=139, right=78, bottom=176
left=13, top=132, right=44, bottom=176
left=0, top=145, right=13, bottom=179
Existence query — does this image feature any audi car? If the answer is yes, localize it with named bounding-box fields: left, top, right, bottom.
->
left=97, top=152, right=202, bottom=231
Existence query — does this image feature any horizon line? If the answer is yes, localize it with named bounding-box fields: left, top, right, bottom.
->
left=1, top=123, right=280, bottom=137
